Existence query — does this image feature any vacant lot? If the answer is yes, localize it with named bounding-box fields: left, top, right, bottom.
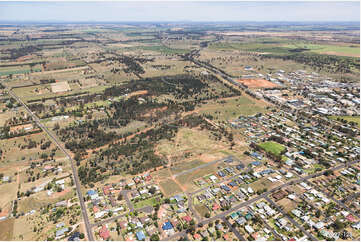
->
left=329, top=115, right=360, bottom=126
left=133, top=196, right=161, bottom=209
left=175, top=162, right=219, bottom=191
left=0, top=218, right=14, bottom=240
left=51, top=81, right=71, bottom=93
left=159, top=179, right=183, bottom=197
left=170, top=160, right=205, bottom=175
left=197, top=96, right=268, bottom=121
left=0, top=182, right=18, bottom=216
left=258, top=141, right=286, bottom=156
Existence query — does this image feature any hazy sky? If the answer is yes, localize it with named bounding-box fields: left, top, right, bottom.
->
left=0, top=1, right=359, bottom=22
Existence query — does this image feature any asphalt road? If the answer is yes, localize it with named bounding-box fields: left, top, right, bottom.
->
left=8, top=90, right=95, bottom=241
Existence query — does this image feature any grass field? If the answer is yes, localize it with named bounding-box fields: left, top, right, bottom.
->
left=157, top=128, right=225, bottom=159
left=133, top=196, right=161, bottom=209
left=284, top=43, right=360, bottom=57
left=197, top=96, right=268, bottom=121
left=258, top=141, right=286, bottom=156
left=329, top=115, right=360, bottom=126
left=159, top=179, right=183, bottom=197
left=194, top=203, right=209, bottom=217
left=209, top=40, right=360, bottom=57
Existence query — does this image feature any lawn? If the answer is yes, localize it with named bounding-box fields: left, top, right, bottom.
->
left=133, top=196, right=161, bottom=209
left=329, top=115, right=360, bottom=126
left=258, top=141, right=286, bottom=156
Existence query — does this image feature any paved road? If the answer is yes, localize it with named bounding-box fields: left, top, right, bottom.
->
left=122, top=190, right=134, bottom=212
left=265, top=196, right=317, bottom=241
left=8, top=89, right=94, bottom=241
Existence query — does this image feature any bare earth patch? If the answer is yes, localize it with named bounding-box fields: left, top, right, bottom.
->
left=236, top=79, right=278, bottom=88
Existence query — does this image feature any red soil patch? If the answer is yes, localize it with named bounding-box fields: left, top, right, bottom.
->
left=127, top=90, right=148, bottom=98
left=236, top=79, right=278, bottom=88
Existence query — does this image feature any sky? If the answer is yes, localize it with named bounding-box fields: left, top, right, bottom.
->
left=0, top=1, right=359, bottom=22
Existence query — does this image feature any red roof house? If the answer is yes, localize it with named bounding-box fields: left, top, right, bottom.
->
left=182, top=215, right=192, bottom=222
left=99, top=225, right=110, bottom=240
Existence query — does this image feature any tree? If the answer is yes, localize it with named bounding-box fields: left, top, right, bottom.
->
left=79, top=233, right=85, bottom=239
left=332, top=219, right=344, bottom=232
left=205, top=212, right=210, bottom=218
left=150, top=234, right=160, bottom=241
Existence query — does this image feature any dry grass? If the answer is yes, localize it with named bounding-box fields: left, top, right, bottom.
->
left=0, top=218, right=14, bottom=240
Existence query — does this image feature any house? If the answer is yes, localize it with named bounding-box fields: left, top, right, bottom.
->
left=95, top=211, right=107, bottom=219
left=236, top=164, right=244, bottom=170
left=193, top=233, right=201, bottom=240
left=245, top=225, right=255, bottom=234
left=55, top=200, right=67, bottom=207
left=212, top=203, right=220, bottom=211
left=313, top=222, right=325, bottom=230
left=162, top=221, right=173, bottom=231
left=103, top=185, right=111, bottom=196
left=56, top=227, right=69, bottom=237
left=209, top=175, right=218, bottom=183
left=99, top=225, right=110, bottom=240
left=230, top=212, right=239, bottom=219
left=236, top=217, right=246, bottom=225
left=221, top=185, right=230, bottom=192
left=346, top=214, right=357, bottom=222
left=136, top=230, right=146, bottom=241
left=68, top=232, right=80, bottom=241
left=216, top=223, right=224, bottom=230
left=172, top=195, right=184, bottom=203
left=182, top=215, right=192, bottom=222
left=292, top=209, right=302, bottom=218
left=93, top=206, right=99, bottom=213
left=218, top=171, right=226, bottom=177
left=200, top=230, right=209, bottom=238
left=56, top=222, right=65, bottom=228
left=55, top=179, right=65, bottom=185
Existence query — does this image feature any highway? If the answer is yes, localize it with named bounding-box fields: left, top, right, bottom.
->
left=8, top=89, right=95, bottom=241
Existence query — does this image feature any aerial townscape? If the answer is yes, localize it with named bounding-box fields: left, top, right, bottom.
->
left=0, top=1, right=360, bottom=242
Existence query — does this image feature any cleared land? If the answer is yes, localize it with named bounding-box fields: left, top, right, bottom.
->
left=236, top=79, right=279, bottom=88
